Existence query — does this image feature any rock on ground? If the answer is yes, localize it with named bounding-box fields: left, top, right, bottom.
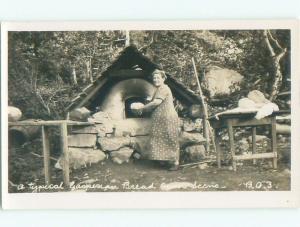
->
left=69, top=107, right=91, bottom=121
left=110, top=147, right=134, bottom=164
left=184, top=145, right=206, bottom=162
left=92, top=111, right=112, bottom=122
left=55, top=147, right=106, bottom=170
left=8, top=106, right=22, bottom=122
left=179, top=132, right=206, bottom=148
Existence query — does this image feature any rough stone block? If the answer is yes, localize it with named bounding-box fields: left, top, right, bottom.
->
left=69, top=107, right=91, bottom=121
left=98, top=136, right=132, bottom=151
left=184, top=145, right=206, bottom=162
left=55, top=147, right=106, bottom=169
left=110, top=147, right=134, bottom=164
left=68, top=134, right=97, bottom=147
left=179, top=132, right=206, bottom=148
left=114, top=118, right=151, bottom=136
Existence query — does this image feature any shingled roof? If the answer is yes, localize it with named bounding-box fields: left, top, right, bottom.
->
left=66, top=45, right=201, bottom=111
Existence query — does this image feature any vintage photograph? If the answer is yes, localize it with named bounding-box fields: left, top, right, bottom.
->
left=2, top=24, right=294, bottom=196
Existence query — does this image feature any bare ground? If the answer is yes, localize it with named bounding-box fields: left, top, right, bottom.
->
left=8, top=138, right=291, bottom=193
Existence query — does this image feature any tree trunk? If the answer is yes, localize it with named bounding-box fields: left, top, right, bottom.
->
left=270, top=54, right=285, bottom=101
left=31, top=62, right=37, bottom=92
left=89, top=58, right=93, bottom=83
left=263, top=30, right=287, bottom=101
left=85, top=58, right=93, bottom=83
left=71, top=64, right=77, bottom=85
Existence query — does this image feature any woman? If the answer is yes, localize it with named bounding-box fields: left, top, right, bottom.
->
left=134, top=69, right=180, bottom=170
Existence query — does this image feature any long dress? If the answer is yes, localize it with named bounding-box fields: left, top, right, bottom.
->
left=147, top=84, right=180, bottom=161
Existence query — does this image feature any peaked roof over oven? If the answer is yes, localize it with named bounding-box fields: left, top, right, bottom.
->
left=66, top=45, right=201, bottom=111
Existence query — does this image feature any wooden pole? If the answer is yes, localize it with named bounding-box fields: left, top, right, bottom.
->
left=227, top=120, right=237, bottom=171
left=191, top=58, right=210, bottom=152
left=41, top=126, right=51, bottom=185
left=125, top=31, right=130, bottom=47
left=271, top=117, right=278, bottom=169
left=215, top=129, right=221, bottom=168
left=252, top=127, right=257, bottom=165
left=60, top=122, right=70, bottom=188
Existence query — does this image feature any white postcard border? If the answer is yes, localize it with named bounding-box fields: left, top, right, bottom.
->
left=1, top=20, right=299, bottom=209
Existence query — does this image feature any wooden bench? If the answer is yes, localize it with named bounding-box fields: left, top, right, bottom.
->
left=208, top=110, right=290, bottom=171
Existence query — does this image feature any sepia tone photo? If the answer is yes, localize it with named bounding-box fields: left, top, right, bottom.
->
left=1, top=21, right=299, bottom=208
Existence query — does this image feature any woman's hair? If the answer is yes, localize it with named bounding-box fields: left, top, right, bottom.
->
left=152, top=69, right=167, bottom=80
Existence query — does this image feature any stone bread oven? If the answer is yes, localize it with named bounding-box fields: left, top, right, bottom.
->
left=64, top=46, right=206, bottom=166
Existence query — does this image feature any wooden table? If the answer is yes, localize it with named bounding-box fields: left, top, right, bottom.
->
left=9, top=120, right=94, bottom=187
left=208, top=110, right=290, bottom=171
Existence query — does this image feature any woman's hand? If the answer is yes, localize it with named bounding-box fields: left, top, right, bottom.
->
left=131, top=102, right=144, bottom=116
left=135, top=108, right=143, bottom=116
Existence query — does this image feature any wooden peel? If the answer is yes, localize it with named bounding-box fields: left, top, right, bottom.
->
left=191, top=57, right=216, bottom=153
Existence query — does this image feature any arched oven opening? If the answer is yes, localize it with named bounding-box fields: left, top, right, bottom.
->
left=124, top=97, right=150, bottom=118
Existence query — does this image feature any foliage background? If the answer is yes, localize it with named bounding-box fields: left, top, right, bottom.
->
left=8, top=30, right=291, bottom=119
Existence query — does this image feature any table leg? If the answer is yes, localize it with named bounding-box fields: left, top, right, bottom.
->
left=60, top=122, right=70, bottom=187
left=271, top=117, right=277, bottom=169
left=252, top=127, right=257, bottom=165
left=41, top=126, right=51, bottom=185
left=214, top=129, right=221, bottom=168
left=227, top=121, right=236, bottom=171
left=203, top=119, right=210, bottom=153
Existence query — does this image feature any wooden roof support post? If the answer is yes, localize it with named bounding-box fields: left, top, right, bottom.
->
left=191, top=57, right=216, bottom=153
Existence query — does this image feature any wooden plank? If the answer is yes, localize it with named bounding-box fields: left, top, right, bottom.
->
left=209, top=110, right=290, bottom=120
left=271, top=117, right=278, bottom=169
left=180, top=159, right=215, bottom=167
left=41, top=126, right=51, bottom=185
left=228, top=117, right=272, bottom=127
left=9, top=120, right=94, bottom=126
left=276, top=123, right=291, bottom=134
left=66, top=121, right=95, bottom=126
left=252, top=127, right=257, bottom=165
left=68, top=134, right=97, bottom=147
left=71, top=125, right=98, bottom=134
left=227, top=120, right=237, bottom=171
left=233, top=152, right=276, bottom=161
left=209, top=117, right=272, bottom=129
left=60, top=122, right=70, bottom=187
